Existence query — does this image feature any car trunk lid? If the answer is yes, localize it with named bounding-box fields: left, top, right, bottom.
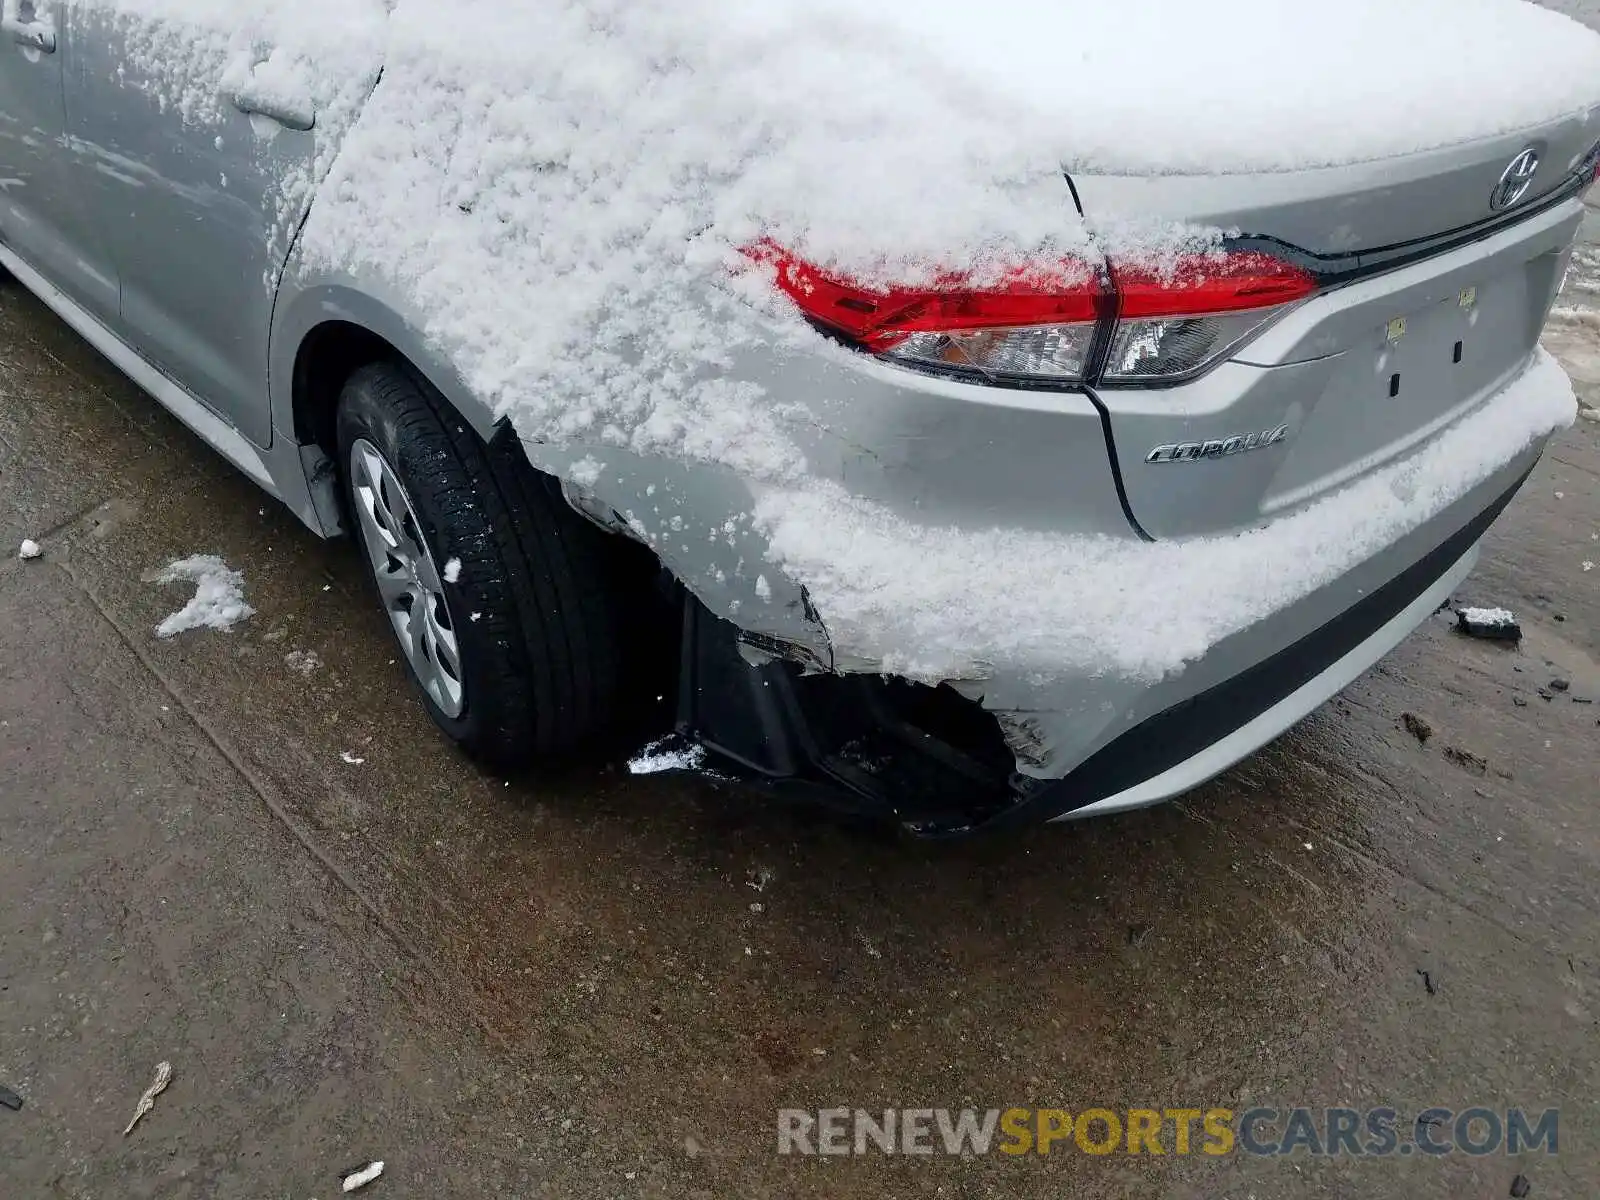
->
left=1075, top=122, right=1595, bottom=541
left=1071, top=113, right=1600, bottom=263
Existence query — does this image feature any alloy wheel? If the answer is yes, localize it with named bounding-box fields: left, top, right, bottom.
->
left=348, top=438, right=466, bottom=719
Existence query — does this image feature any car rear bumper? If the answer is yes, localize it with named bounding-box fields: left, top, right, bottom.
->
left=1038, top=464, right=1518, bottom=824
left=679, top=435, right=1546, bottom=835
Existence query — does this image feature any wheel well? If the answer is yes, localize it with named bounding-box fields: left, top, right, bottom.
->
left=291, top=321, right=397, bottom=458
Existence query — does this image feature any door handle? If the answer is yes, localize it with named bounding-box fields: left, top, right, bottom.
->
left=227, top=87, right=314, bottom=132
left=2, top=15, right=56, bottom=53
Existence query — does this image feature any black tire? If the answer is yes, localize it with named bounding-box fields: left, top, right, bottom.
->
left=335, top=362, right=627, bottom=768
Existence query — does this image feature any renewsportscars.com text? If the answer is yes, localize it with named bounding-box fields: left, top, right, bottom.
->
left=777, top=1106, right=1559, bottom=1158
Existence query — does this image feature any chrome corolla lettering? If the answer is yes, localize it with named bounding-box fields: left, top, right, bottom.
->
left=1145, top=423, right=1289, bottom=465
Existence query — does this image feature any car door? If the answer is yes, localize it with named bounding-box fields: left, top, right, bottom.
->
left=60, top=4, right=385, bottom=448
left=0, top=0, right=118, bottom=320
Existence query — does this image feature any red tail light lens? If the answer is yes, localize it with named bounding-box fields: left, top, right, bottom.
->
left=753, top=242, right=1103, bottom=349
left=1115, top=253, right=1318, bottom=319
left=749, top=243, right=1316, bottom=387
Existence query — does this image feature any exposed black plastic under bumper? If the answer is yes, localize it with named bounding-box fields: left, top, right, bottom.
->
left=678, top=467, right=1530, bottom=837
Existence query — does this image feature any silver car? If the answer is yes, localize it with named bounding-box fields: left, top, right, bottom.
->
left=2, top=1, right=1596, bottom=833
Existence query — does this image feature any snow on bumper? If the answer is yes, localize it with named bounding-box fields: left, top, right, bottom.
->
left=562, top=348, right=1570, bottom=787
left=754, top=349, right=1574, bottom=686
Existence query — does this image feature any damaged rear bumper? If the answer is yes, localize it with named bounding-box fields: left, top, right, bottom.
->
left=677, top=445, right=1541, bottom=836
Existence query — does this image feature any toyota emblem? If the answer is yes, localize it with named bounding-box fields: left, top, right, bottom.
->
left=1490, top=148, right=1540, bottom=211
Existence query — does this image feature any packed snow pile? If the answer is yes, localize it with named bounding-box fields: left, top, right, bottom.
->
left=149, top=555, right=255, bottom=639
left=1459, top=607, right=1519, bottom=626
left=1455, top=606, right=1523, bottom=642
left=284, top=649, right=322, bottom=675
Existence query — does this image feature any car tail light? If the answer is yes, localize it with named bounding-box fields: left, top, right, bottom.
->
left=750, top=242, right=1316, bottom=387
left=752, top=242, right=1105, bottom=384
left=1102, top=252, right=1318, bottom=383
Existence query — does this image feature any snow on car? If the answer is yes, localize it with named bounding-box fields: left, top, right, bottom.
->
left=4, top=0, right=1598, bottom=830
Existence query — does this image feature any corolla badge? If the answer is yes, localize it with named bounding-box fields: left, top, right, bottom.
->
left=1145, top=424, right=1289, bottom=465
left=1490, top=148, right=1540, bottom=212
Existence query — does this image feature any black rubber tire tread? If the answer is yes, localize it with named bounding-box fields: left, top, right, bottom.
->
left=335, top=362, right=625, bottom=766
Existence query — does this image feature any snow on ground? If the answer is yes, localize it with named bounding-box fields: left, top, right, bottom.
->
left=628, top=737, right=709, bottom=776
left=1542, top=230, right=1600, bottom=412
left=1558, top=245, right=1600, bottom=308
left=149, top=555, right=255, bottom=639
left=284, top=649, right=322, bottom=675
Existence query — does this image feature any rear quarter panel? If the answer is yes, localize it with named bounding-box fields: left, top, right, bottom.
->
left=269, top=261, right=837, bottom=661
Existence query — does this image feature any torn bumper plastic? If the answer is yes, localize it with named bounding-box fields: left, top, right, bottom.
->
left=677, top=446, right=1541, bottom=835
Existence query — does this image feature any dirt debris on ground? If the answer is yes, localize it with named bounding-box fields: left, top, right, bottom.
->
left=1401, top=712, right=1435, bottom=744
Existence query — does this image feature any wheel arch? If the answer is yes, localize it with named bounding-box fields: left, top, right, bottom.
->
left=265, top=273, right=834, bottom=668
left=269, top=279, right=504, bottom=536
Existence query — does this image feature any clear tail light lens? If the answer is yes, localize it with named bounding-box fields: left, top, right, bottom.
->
left=1103, top=310, right=1281, bottom=382
left=886, top=324, right=1099, bottom=382
left=1102, top=251, right=1318, bottom=384
left=749, top=243, right=1316, bottom=388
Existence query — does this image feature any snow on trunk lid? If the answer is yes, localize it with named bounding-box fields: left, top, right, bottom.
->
left=1070, top=111, right=1600, bottom=263
left=866, top=0, right=1600, bottom=176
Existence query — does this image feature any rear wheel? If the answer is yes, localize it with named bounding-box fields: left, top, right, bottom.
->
left=335, top=362, right=627, bottom=768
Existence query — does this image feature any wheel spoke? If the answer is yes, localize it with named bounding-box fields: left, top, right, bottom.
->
left=348, top=438, right=467, bottom=720
left=353, top=456, right=404, bottom=581
left=401, top=516, right=442, bottom=592
left=372, top=563, right=414, bottom=608
left=369, top=459, right=408, bottom=545
left=416, top=607, right=440, bottom=701
left=415, top=598, right=461, bottom=710
left=390, top=586, right=421, bottom=657
left=424, top=597, right=462, bottom=683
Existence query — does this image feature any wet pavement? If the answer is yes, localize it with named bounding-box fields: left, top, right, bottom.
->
left=3, top=221, right=1600, bottom=1199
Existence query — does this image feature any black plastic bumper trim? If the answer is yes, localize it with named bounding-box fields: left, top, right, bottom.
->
left=969, top=463, right=1534, bottom=833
